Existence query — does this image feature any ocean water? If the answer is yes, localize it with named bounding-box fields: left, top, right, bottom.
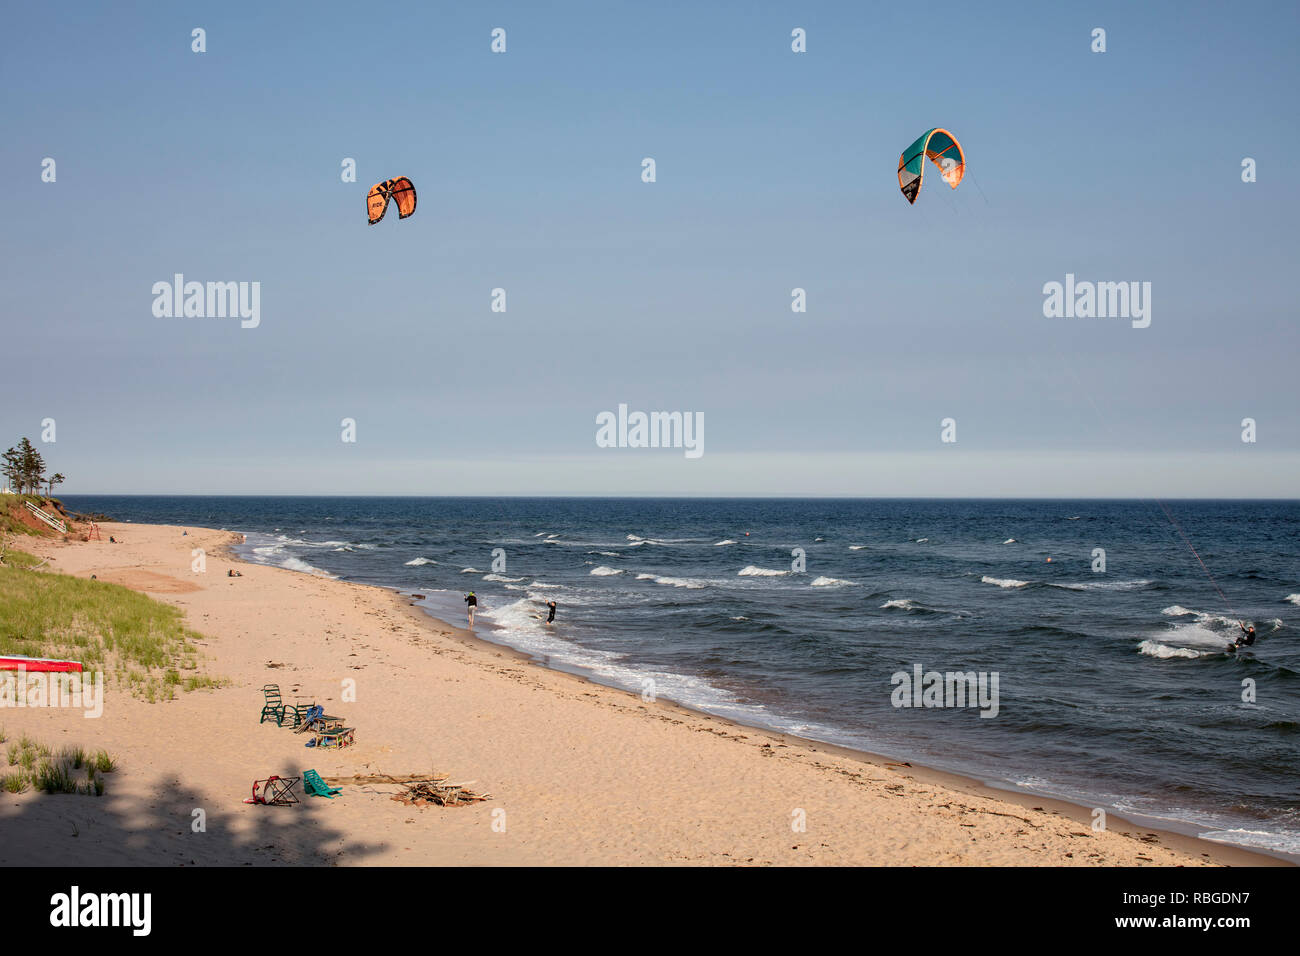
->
left=61, top=496, right=1300, bottom=858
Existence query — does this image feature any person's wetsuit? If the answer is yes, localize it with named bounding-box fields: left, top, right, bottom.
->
left=546, top=601, right=556, bottom=624
left=1231, top=624, right=1256, bottom=651
left=465, top=593, right=478, bottom=609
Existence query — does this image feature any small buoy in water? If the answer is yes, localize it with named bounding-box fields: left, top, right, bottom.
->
left=745, top=532, right=750, bottom=536
left=1046, top=557, right=1052, bottom=563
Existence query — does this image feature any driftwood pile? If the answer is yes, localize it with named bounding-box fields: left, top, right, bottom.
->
left=322, top=772, right=491, bottom=808
left=396, top=779, right=490, bottom=807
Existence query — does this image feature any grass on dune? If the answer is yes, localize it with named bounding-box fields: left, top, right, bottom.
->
left=0, top=731, right=116, bottom=795
left=0, top=549, right=224, bottom=700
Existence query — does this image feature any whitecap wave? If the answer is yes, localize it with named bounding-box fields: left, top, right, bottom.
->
left=880, top=598, right=918, bottom=610
left=1138, top=640, right=1203, bottom=660
left=738, top=566, right=790, bottom=577
left=810, top=576, right=854, bottom=587
left=405, top=557, right=437, bottom=566
left=636, top=573, right=709, bottom=589
left=589, top=566, right=623, bottom=576
left=981, top=575, right=1029, bottom=589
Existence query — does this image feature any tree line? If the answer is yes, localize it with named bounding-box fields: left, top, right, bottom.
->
left=2, top=437, right=65, bottom=496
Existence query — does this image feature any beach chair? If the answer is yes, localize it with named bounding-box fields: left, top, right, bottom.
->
left=259, top=685, right=287, bottom=725
left=261, top=684, right=317, bottom=728
left=302, top=769, right=342, bottom=799
left=246, top=775, right=299, bottom=806
left=293, top=704, right=344, bottom=735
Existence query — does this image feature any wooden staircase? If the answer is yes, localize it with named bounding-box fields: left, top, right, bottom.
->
left=24, top=501, right=66, bottom=533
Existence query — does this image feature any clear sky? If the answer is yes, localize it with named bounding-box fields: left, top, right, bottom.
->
left=3, top=1, right=1298, bottom=496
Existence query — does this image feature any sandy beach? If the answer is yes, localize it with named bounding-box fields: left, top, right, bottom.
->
left=0, top=521, right=1284, bottom=867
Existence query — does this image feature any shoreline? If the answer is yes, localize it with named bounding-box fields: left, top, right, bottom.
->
left=222, top=536, right=1291, bottom=867
left=387, top=595, right=1291, bottom=868
left=4, top=519, right=1286, bottom=866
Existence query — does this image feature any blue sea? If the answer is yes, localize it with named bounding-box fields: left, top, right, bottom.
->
left=61, top=496, right=1300, bottom=858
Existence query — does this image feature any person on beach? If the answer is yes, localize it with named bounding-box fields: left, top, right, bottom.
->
left=546, top=600, right=557, bottom=624
left=465, top=591, right=478, bottom=626
left=1229, top=622, right=1256, bottom=652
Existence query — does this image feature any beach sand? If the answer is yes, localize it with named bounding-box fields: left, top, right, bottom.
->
left=0, top=521, right=1282, bottom=867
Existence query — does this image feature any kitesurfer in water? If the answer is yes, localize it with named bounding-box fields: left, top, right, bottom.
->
left=546, top=601, right=557, bottom=624
left=1229, top=622, right=1256, bottom=652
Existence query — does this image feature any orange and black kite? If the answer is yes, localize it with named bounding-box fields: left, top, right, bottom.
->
left=366, top=177, right=417, bottom=225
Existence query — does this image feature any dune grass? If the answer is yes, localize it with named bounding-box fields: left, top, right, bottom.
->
left=0, top=548, right=223, bottom=700
left=1, top=736, right=116, bottom=795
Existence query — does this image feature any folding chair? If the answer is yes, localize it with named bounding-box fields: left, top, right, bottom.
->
left=302, top=769, right=342, bottom=799
left=245, top=775, right=300, bottom=806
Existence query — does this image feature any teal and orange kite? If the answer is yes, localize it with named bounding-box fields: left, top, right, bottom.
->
left=897, top=128, right=965, bottom=205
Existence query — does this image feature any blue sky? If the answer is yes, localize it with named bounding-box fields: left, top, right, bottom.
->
left=3, top=1, right=1298, bottom=495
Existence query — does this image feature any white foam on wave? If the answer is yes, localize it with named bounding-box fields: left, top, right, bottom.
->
left=459, top=567, right=483, bottom=574
left=915, top=537, right=929, bottom=543
left=880, top=598, right=918, bottom=610
left=981, top=575, right=1028, bottom=589
left=810, top=576, right=854, bottom=587
left=483, top=573, right=525, bottom=583
left=738, top=566, right=790, bottom=577
left=1138, top=640, right=1203, bottom=660
left=405, top=557, right=437, bottom=566
left=714, top=539, right=736, bottom=546
left=275, top=556, right=335, bottom=577
left=1286, top=594, right=1300, bottom=606
left=589, top=566, right=623, bottom=576
left=1162, top=605, right=1238, bottom=628
left=589, top=551, right=622, bottom=557
left=1053, top=579, right=1152, bottom=592
left=1002, top=538, right=1017, bottom=545
left=848, top=545, right=867, bottom=550
left=636, top=573, right=709, bottom=589
left=466, top=598, right=836, bottom=736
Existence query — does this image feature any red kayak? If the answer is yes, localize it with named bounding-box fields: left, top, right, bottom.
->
left=0, top=655, right=83, bottom=673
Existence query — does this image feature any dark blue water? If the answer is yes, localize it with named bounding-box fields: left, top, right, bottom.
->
left=62, top=496, right=1300, bottom=856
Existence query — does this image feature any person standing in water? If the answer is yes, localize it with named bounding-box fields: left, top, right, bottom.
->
left=465, top=591, right=478, bottom=626
left=546, top=600, right=557, bottom=625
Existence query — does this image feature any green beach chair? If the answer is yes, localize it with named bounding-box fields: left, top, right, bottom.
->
left=260, top=684, right=317, bottom=728
left=259, top=684, right=287, bottom=725
left=303, top=769, right=342, bottom=799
